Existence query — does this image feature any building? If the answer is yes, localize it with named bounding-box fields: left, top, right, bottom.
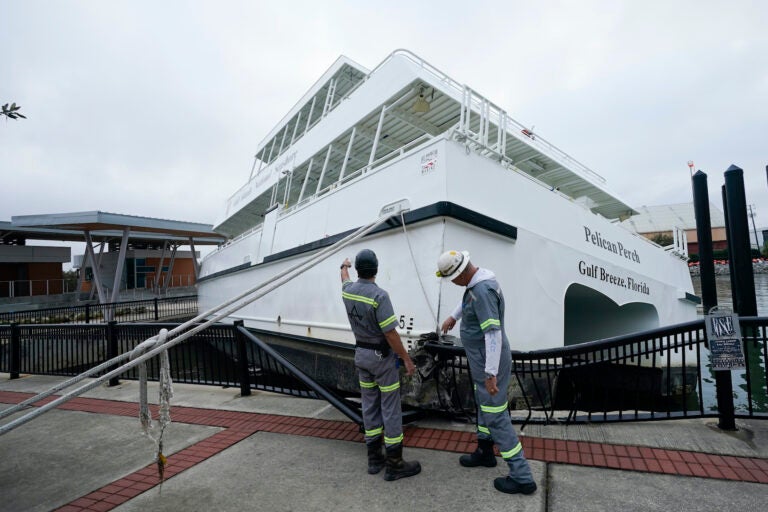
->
left=0, top=224, right=71, bottom=298
left=4, top=212, right=225, bottom=305
left=620, top=203, right=727, bottom=256
left=74, top=244, right=199, bottom=295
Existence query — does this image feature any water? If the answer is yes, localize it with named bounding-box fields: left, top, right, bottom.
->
left=690, top=272, right=768, bottom=414
left=690, top=272, right=768, bottom=316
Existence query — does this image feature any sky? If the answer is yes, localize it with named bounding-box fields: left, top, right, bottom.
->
left=2, top=0, right=767, bottom=264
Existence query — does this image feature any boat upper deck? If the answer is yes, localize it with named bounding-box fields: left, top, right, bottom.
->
left=215, top=50, right=636, bottom=238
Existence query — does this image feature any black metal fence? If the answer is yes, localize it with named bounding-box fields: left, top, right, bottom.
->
left=0, top=321, right=355, bottom=402
left=425, top=317, right=768, bottom=424
left=0, top=296, right=198, bottom=325
left=1, top=317, right=766, bottom=425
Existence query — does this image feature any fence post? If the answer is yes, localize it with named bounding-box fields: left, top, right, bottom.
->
left=234, top=320, right=251, bottom=397
left=154, top=298, right=159, bottom=321
left=107, top=321, right=120, bottom=387
left=85, top=304, right=91, bottom=324
left=10, top=323, right=20, bottom=379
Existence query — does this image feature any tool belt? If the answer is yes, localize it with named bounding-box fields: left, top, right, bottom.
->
left=355, top=341, right=390, bottom=356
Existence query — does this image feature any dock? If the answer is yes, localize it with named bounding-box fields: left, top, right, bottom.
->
left=1, top=373, right=767, bottom=511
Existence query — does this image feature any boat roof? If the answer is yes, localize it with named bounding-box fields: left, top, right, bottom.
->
left=218, top=50, right=637, bottom=237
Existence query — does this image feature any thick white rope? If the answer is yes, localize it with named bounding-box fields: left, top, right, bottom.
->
left=136, top=328, right=173, bottom=481
left=399, top=211, right=438, bottom=331
left=0, top=349, right=135, bottom=420
left=0, top=212, right=395, bottom=436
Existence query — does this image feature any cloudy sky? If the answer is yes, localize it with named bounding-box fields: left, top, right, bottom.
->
left=2, top=1, right=767, bottom=259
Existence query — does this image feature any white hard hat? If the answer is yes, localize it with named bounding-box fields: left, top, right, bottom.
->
left=435, top=250, right=470, bottom=279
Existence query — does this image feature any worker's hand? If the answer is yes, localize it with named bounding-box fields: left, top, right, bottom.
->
left=403, top=356, right=416, bottom=376
left=441, top=316, right=456, bottom=333
left=484, top=375, right=498, bottom=396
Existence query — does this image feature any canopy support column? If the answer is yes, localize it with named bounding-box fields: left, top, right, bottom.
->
left=88, top=242, right=106, bottom=301
left=83, top=231, right=107, bottom=305
left=188, top=237, right=199, bottom=281
left=109, top=227, right=130, bottom=304
left=163, top=244, right=178, bottom=292
left=154, top=241, right=168, bottom=294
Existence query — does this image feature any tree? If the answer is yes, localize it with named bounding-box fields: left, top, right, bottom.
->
left=1, top=103, right=26, bottom=120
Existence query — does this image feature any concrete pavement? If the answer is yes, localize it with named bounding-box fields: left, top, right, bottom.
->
left=1, top=373, right=766, bottom=511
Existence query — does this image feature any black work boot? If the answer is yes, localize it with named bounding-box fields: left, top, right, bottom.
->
left=366, top=438, right=386, bottom=475
left=459, top=438, right=497, bottom=467
left=493, top=476, right=537, bottom=495
left=383, top=445, right=421, bottom=481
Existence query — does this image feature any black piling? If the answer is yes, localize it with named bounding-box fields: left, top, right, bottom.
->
left=724, top=165, right=757, bottom=317
left=722, top=185, right=739, bottom=313
left=695, top=172, right=736, bottom=430
left=692, top=171, right=717, bottom=311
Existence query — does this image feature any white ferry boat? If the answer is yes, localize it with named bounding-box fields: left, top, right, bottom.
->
left=198, top=50, right=698, bottom=354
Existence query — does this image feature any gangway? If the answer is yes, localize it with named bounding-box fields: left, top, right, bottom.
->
left=234, top=324, right=422, bottom=426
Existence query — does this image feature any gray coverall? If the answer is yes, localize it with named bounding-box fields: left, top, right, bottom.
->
left=460, top=275, right=535, bottom=484
left=342, top=278, right=404, bottom=448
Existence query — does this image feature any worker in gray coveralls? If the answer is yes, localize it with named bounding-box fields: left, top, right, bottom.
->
left=437, top=249, right=537, bottom=495
left=340, top=249, right=421, bottom=481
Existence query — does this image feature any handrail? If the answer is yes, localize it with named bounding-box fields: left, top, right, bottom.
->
left=512, top=319, right=706, bottom=359
left=0, top=295, right=197, bottom=325
left=384, top=49, right=607, bottom=185
left=421, top=314, right=768, bottom=426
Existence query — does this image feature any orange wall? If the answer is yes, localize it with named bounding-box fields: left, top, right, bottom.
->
left=0, top=263, right=63, bottom=296
left=82, top=257, right=196, bottom=290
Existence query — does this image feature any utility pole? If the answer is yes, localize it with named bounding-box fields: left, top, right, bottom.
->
left=748, top=204, right=759, bottom=251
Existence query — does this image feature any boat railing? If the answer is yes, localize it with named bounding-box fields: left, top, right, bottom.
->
left=378, top=49, right=606, bottom=186
left=279, top=133, right=435, bottom=218
left=458, top=86, right=606, bottom=185
left=204, top=223, right=264, bottom=261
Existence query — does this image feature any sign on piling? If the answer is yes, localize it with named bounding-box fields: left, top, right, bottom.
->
left=705, top=309, right=746, bottom=371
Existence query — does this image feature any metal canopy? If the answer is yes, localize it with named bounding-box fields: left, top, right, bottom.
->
left=7, top=212, right=226, bottom=308
left=9, top=212, right=225, bottom=243
left=0, top=222, right=224, bottom=246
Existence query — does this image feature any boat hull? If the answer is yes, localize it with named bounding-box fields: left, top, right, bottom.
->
left=199, top=138, right=698, bottom=351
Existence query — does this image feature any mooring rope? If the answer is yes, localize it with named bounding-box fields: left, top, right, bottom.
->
left=0, top=209, right=399, bottom=436
left=134, top=328, right=173, bottom=482
left=399, top=211, right=438, bottom=331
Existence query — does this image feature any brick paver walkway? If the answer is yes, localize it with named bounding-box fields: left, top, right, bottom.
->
left=1, top=390, right=766, bottom=512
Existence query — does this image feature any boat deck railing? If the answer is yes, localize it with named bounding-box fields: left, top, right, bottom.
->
left=382, top=49, right=607, bottom=185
